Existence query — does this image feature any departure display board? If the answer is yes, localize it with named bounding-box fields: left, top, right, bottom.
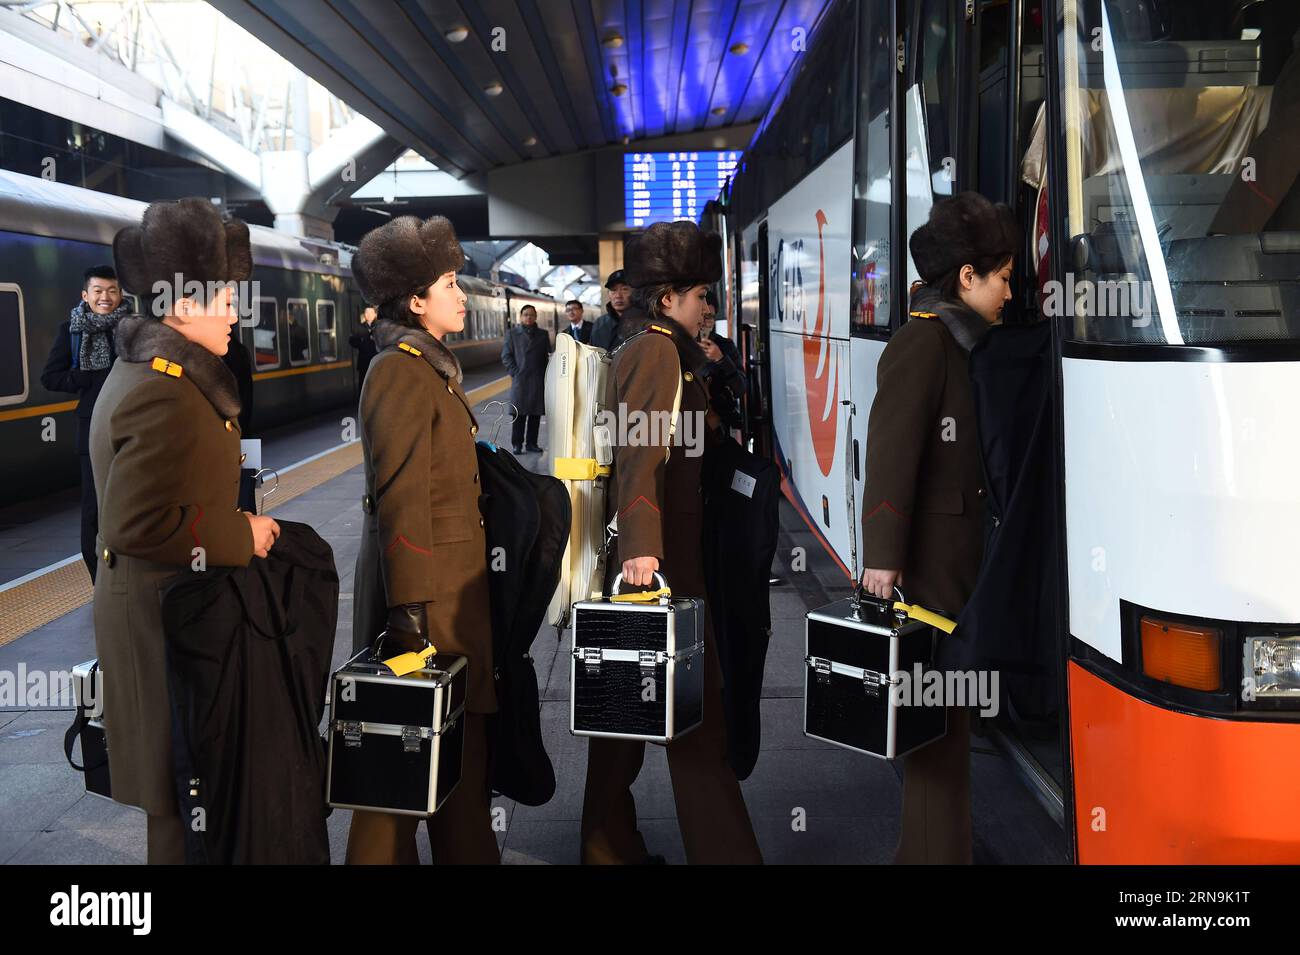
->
left=624, top=151, right=740, bottom=227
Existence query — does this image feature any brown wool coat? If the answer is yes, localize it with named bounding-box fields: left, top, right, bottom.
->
left=352, top=321, right=497, bottom=714
left=861, top=314, right=987, bottom=619
left=604, top=325, right=717, bottom=600
left=90, top=317, right=254, bottom=815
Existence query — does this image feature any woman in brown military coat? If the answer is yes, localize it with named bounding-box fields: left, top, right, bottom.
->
left=346, top=215, right=499, bottom=865
left=94, top=199, right=280, bottom=863
left=859, top=192, right=1018, bottom=864
left=581, top=221, right=762, bottom=865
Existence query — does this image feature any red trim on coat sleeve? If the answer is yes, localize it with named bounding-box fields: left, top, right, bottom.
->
left=863, top=499, right=906, bottom=520
left=386, top=534, right=433, bottom=556
left=620, top=495, right=661, bottom=517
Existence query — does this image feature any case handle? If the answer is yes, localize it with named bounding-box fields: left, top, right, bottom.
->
left=609, top=571, right=672, bottom=604
left=855, top=585, right=957, bottom=634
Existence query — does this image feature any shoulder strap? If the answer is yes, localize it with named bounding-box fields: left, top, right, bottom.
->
left=665, top=360, right=683, bottom=464
left=611, top=326, right=684, bottom=464
left=69, top=330, right=81, bottom=370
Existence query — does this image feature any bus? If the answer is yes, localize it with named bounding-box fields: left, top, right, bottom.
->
left=726, top=0, right=1300, bottom=863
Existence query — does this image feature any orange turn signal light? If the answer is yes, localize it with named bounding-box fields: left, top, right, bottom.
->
left=1140, top=616, right=1222, bottom=691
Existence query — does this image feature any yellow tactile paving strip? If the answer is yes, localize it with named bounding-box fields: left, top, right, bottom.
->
left=0, top=560, right=94, bottom=648
left=261, top=441, right=363, bottom=514
left=0, top=375, right=511, bottom=649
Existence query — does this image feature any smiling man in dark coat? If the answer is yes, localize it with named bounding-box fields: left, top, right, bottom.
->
left=500, top=303, right=549, bottom=453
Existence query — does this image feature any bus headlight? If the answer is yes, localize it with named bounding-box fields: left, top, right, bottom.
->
left=1244, top=633, right=1300, bottom=703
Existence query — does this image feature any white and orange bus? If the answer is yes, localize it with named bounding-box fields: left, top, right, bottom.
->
left=723, top=0, right=1300, bottom=863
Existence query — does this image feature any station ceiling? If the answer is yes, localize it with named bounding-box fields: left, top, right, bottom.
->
left=209, top=0, right=834, bottom=179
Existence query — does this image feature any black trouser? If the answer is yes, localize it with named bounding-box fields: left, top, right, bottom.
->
left=580, top=624, right=763, bottom=864
left=79, top=453, right=98, bottom=583
left=894, top=705, right=972, bottom=863
left=511, top=415, right=541, bottom=449
left=346, top=713, right=500, bottom=865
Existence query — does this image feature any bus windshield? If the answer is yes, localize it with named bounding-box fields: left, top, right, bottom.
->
left=1041, top=0, right=1300, bottom=345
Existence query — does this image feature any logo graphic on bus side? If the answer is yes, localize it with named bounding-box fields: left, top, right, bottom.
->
left=801, top=210, right=838, bottom=477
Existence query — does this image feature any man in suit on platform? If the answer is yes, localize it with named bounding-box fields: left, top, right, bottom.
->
left=560, top=300, right=592, bottom=344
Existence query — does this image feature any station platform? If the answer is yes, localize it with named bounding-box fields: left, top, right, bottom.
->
left=0, top=368, right=1066, bottom=865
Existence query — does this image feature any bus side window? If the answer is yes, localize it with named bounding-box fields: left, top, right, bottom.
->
left=902, top=0, right=962, bottom=289
left=916, top=0, right=959, bottom=196
left=850, top=0, right=895, bottom=335
left=0, top=284, right=29, bottom=406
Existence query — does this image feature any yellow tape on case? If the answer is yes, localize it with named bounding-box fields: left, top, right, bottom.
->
left=893, top=602, right=957, bottom=635
left=610, top=587, right=673, bottom=604
left=382, top=644, right=438, bottom=677
left=553, top=457, right=611, bottom=481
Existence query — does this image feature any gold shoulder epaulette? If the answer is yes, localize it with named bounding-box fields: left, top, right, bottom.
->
left=397, top=341, right=423, bottom=356
left=909, top=311, right=939, bottom=320
left=647, top=323, right=673, bottom=336
left=150, top=357, right=183, bottom=378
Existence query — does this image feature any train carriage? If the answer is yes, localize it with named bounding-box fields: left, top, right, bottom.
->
left=0, top=170, right=556, bottom=504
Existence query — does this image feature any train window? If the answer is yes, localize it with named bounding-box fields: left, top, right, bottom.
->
left=851, top=0, right=895, bottom=335
left=1050, top=0, right=1300, bottom=345
left=0, top=284, right=29, bottom=406
left=252, top=297, right=280, bottom=370
left=316, top=301, right=337, bottom=361
left=286, top=298, right=310, bottom=365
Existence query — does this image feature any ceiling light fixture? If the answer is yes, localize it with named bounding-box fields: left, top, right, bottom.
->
left=610, top=82, right=628, bottom=96
left=484, top=81, right=503, bottom=96
left=602, top=33, right=624, bottom=49
left=729, top=42, right=750, bottom=55
left=711, top=106, right=727, bottom=116
left=523, top=135, right=537, bottom=147
left=445, top=26, right=469, bottom=43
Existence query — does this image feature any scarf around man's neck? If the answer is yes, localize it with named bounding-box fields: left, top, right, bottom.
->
left=69, top=300, right=131, bottom=372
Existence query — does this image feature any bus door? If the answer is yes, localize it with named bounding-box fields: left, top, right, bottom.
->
left=738, top=219, right=767, bottom=454
left=957, top=0, right=1074, bottom=816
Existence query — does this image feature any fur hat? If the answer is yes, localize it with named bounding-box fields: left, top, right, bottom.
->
left=908, top=192, right=1018, bottom=287
left=112, top=198, right=252, bottom=300
left=623, top=221, right=722, bottom=290
left=352, top=215, right=464, bottom=306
